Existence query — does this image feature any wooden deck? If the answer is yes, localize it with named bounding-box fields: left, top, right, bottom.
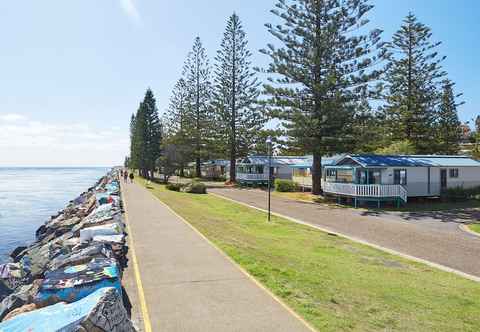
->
left=322, top=182, right=408, bottom=203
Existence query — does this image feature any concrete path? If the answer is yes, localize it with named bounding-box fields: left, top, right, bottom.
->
left=210, top=188, right=480, bottom=278
left=121, top=181, right=312, bottom=332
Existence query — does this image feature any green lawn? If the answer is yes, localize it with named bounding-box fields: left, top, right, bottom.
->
left=468, top=224, right=480, bottom=234
left=139, top=179, right=480, bottom=331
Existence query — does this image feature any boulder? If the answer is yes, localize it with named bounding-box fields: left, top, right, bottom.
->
left=9, top=246, right=27, bottom=261
left=0, top=287, right=136, bottom=331
left=36, top=258, right=121, bottom=305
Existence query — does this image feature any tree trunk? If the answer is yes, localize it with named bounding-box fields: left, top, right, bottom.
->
left=230, top=157, right=236, bottom=183
left=312, top=153, right=322, bottom=195
left=196, top=158, right=201, bottom=178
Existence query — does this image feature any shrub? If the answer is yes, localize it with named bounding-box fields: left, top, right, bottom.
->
left=166, top=183, right=184, bottom=192
left=183, top=181, right=207, bottom=194
left=275, top=179, right=299, bottom=192
left=443, top=185, right=480, bottom=201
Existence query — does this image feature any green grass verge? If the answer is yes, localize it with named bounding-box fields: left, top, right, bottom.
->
left=139, top=179, right=480, bottom=331
left=468, top=224, right=480, bottom=234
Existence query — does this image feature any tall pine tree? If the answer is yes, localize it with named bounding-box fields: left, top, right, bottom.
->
left=213, top=13, right=265, bottom=182
left=262, top=0, right=386, bottom=194
left=142, top=89, right=163, bottom=178
left=436, top=79, right=462, bottom=154
left=164, top=78, right=193, bottom=177
left=129, top=89, right=162, bottom=178
left=132, top=102, right=148, bottom=176
left=382, top=13, right=446, bottom=153
left=184, top=37, right=213, bottom=177
left=129, top=113, right=137, bottom=169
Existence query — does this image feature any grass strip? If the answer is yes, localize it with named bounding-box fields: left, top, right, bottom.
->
left=468, top=224, right=480, bottom=234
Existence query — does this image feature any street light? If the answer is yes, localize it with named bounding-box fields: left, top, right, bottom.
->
left=266, top=136, right=272, bottom=222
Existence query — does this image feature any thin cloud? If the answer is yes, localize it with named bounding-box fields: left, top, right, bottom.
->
left=0, top=113, right=27, bottom=122
left=0, top=117, right=128, bottom=166
left=120, top=0, right=141, bottom=24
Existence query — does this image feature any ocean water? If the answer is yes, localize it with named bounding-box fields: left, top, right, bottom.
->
left=0, top=167, right=109, bottom=264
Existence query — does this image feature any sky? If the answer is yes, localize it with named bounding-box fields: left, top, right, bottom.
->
left=0, top=0, right=478, bottom=166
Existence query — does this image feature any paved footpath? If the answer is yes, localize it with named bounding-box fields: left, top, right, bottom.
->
left=121, top=181, right=312, bottom=332
left=210, top=188, right=480, bottom=279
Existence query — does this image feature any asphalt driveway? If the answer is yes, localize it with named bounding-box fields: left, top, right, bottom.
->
left=210, top=188, right=480, bottom=278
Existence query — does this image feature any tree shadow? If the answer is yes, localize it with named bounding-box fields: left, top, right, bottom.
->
left=360, top=208, right=480, bottom=224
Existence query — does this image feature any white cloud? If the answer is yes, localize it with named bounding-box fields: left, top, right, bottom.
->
left=120, top=0, right=141, bottom=24
left=0, top=116, right=128, bottom=167
left=0, top=113, right=27, bottom=122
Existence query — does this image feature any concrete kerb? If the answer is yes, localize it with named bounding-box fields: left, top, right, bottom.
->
left=141, top=184, right=318, bottom=332
left=209, top=192, right=480, bottom=284
left=121, top=184, right=153, bottom=332
left=459, top=224, right=480, bottom=238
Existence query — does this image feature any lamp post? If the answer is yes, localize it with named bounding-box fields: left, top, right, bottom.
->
left=266, top=136, right=272, bottom=222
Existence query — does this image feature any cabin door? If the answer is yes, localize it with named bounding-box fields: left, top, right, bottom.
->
left=440, top=169, right=447, bottom=191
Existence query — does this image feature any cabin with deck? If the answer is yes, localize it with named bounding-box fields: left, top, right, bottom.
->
left=291, top=155, right=342, bottom=188
left=322, top=154, right=480, bottom=207
left=201, top=160, right=230, bottom=179
left=236, top=156, right=310, bottom=185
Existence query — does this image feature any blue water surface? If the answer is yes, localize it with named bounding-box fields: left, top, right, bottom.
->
left=0, top=167, right=108, bottom=263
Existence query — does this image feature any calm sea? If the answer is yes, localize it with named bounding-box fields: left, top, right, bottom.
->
left=0, top=167, right=109, bottom=264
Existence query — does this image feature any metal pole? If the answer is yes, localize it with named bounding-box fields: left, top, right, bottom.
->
left=268, top=143, right=272, bottom=222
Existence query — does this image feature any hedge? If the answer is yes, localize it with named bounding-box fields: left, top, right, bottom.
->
left=275, top=179, right=299, bottom=192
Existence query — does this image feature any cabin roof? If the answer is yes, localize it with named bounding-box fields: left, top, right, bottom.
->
left=334, top=155, right=480, bottom=168
left=238, top=155, right=341, bottom=168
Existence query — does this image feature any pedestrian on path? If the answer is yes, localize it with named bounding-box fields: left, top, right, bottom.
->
left=129, top=172, right=134, bottom=183
left=123, top=170, right=128, bottom=183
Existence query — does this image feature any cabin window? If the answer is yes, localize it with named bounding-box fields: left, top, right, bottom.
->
left=257, top=166, right=264, bottom=174
left=449, top=168, right=459, bottom=178
left=394, top=169, right=407, bottom=185
left=326, top=169, right=336, bottom=178
left=368, top=170, right=381, bottom=185
left=337, top=169, right=353, bottom=183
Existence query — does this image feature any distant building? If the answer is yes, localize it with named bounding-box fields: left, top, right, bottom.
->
left=460, top=123, right=472, bottom=143
left=235, top=155, right=340, bottom=186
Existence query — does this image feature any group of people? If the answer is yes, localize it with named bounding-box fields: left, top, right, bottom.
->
left=119, top=169, right=134, bottom=183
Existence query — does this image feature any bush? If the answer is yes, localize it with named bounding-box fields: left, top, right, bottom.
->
left=443, top=186, right=480, bottom=201
left=166, top=183, right=184, bottom=192
left=183, top=181, right=207, bottom=194
left=275, top=179, right=299, bottom=192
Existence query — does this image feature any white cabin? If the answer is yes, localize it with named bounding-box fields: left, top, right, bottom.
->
left=323, top=154, right=480, bottom=204
left=236, top=156, right=311, bottom=184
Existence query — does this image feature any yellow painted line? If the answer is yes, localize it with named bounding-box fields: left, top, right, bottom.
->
left=122, top=183, right=153, bottom=332
left=210, top=192, right=480, bottom=283
left=141, top=182, right=317, bottom=332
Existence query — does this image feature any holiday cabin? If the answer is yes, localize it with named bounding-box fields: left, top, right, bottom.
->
left=321, top=154, right=480, bottom=206
left=236, top=156, right=311, bottom=185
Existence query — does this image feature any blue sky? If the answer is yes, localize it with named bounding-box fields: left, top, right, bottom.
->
left=0, top=0, right=478, bottom=166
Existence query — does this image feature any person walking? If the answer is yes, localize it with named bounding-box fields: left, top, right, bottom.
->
left=129, top=172, right=134, bottom=183
left=123, top=170, right=128, bottom=183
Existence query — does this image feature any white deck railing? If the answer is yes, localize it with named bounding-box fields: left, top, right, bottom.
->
left=322, top=182, right=407, bottom=203
left=237, top=173, right=269, bottom=181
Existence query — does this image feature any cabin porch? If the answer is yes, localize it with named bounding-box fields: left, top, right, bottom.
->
left=323, top=166, right=408, bottom=206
